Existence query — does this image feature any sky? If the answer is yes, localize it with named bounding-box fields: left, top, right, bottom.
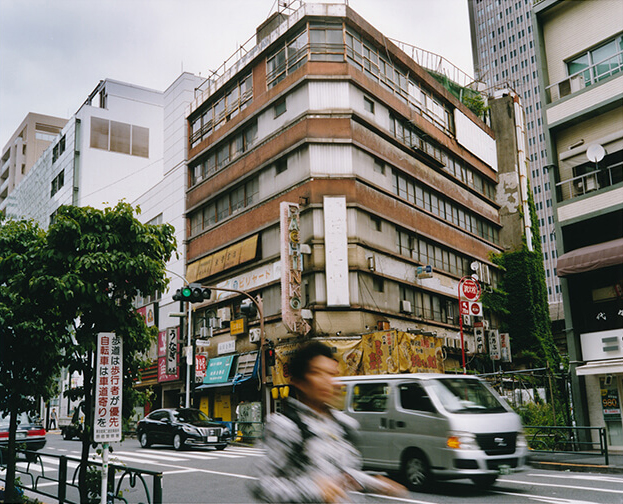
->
left=0, top=0, right=474, bottom=148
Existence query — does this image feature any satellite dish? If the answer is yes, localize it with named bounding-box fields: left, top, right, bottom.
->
left=586, top=144, right=605, bottom=163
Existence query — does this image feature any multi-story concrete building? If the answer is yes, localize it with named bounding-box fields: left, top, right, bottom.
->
left=5, top=73, right=204, bottom=420
left=467, top=0, right=563, bottom=325
left=1, top=113, right=67, bottom=216
left=533, top=0, right=623, bottom=448
left=184, top=3, right=510, bottom=420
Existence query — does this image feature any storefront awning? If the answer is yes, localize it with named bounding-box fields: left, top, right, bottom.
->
left=575, top=359, right=623, bottom=376
left=195, top=374, right=257, bottom=390
left=557, top=238, right=623, bottom=277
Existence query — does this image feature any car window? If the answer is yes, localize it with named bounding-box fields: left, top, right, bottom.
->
left=399, top=383, right=436, bottom=413
left=428, top=378, right=508, bottom=414
left=351, top=383, right=389, bottom=412
left=0, top=412, right=30, bottom=427
left=174, top=409, right=211, bottom=423
left=150, top=411, right=169, bottom=421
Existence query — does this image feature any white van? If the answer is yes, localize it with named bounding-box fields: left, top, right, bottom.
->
left=336, top=373, right=528, bottom=490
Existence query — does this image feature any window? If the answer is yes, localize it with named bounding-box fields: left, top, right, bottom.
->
left=373, top=278, right=384, bottom=293
left=399, top=383, right=436, bottom=413
left=90, top=117, right=149, bottom=158
left=52, top=135, right=66, bottom=163
left=351, top=383, right=389, bottom=412
left=274, top=98, right=287, bottom=117
left=50, top=170, right=64, bottom=197
left=364, top=96, right=375, bottom=113
left=371, top=215, right=382, bottom=232
left=275, top=157, right=288, bottom=174
left=567, top=35, right=623, bottom=86
left=373, top=158, right=385, bottom=174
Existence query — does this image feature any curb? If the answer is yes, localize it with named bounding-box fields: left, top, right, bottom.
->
left=530, top=460, right=623, bottom=474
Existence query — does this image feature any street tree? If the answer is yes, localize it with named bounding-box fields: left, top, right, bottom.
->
left=38, top=202, right=177, bottom=502
left=0, top=219, right=67, bottom=503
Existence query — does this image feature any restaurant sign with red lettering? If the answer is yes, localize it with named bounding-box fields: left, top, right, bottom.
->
left=94, top=332, right=123, bottom=442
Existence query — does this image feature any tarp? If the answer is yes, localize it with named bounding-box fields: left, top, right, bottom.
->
left=557, top=238, right=623, bottom=277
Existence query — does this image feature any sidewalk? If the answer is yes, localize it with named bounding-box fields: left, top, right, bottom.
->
left=528, top=449, right=623, bottom=474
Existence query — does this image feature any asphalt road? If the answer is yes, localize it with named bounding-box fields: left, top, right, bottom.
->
left=8, top=433, right=623, bottom=504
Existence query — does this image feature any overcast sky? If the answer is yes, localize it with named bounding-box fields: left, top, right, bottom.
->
left=0, top=0, right=473, bottom=147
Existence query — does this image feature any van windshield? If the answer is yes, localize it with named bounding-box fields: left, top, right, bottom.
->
left=427, top=378, right=508, bottom=414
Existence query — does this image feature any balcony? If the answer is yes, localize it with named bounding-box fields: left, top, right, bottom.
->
left=555, top=161, right=623, bottom=203
left=546, top=49, right=623, bottom=104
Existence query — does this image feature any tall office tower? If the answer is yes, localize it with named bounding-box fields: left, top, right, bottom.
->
left=467, top=0, right=562, bottom=324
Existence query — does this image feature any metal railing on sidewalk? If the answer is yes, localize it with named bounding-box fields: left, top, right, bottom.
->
left=0, top=447, right=163, bottom=504
left=525, top=425, right=609, bottom=465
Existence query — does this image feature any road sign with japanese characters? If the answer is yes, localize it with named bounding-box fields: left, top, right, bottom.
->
left=94, top=333, right=123, bottom=442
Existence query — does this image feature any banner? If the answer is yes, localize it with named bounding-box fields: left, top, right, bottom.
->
left=396, top=331, right=443, bottom=373
left=362, top=331, right=400, bottom=375
left=94, top=333, right=123, bottom=443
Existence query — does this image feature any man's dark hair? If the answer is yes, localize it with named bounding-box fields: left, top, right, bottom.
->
left=289, top=341, right=335, bottom=382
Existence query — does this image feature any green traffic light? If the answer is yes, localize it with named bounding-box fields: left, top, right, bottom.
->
left=182, top=286, right=192, bottom=297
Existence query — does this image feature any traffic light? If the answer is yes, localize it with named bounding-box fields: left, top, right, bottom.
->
left=240, top=299, right=258, bottom=318
left=264, top=345, right=276, bottom=367
left=172, top=283, right=211, bottom=303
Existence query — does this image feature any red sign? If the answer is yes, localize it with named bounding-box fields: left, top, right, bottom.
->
left=195, top=354, right=207, bottom=379
left=459, top=300, right=470, bottom=315
left=461, top=278, right=481, bottom=301
left=470, top=301, right=483, bottom=316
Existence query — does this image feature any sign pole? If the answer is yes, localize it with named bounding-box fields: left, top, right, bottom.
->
left=185, top=300, right=192, bottom=408
left=459, top=279, right=466, bottom=374
left=100, top=443, right=109, bottom=504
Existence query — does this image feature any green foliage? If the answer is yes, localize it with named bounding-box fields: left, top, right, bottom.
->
left=462, top=92, right=489, bottom=120
left=481, top=189, right=560, bottom=369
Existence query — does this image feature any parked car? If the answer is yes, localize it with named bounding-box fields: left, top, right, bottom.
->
left=336, top=374, right=528, bottom=490
left=0, top=411, right=47, bottom=461
left=136, top=408, right=230, bottom=451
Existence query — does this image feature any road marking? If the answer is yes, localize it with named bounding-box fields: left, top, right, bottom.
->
left=162, top=469, right=197, bottom=475
left=494, top=490, right=601, bottom=504
left=135, top=449, right=217, bottom=460
left=112, top=450, right=190, bottom=462
left=529, top=473, right=623, bottom=484
left=498, top=478, right=623, bottom=494
left=351, top=492, right=437, bottom=504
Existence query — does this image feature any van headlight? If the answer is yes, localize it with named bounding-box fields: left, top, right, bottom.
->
left=447, top=432, right=480, bottom=450
left=517, top=431, right=528, bottom=448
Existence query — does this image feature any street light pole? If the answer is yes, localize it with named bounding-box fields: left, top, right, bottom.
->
left=164, top=268, right=193, bottom=408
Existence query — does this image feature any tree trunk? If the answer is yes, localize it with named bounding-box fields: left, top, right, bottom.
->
left=78, top=349, right=94, bottom=503
left=4, top=404, right=20, bottom=503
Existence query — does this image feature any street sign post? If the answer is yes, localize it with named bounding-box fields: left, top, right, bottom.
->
left=458, top=276, right=482, bottom=374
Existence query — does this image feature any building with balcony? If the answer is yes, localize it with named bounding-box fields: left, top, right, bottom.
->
left=533, top=0, right=623, bottom=448
left=184, top=3, right=517, bottom=419
left=468, top=0, right=562, bottom=326
left=1, top=113, right=68, bottom=216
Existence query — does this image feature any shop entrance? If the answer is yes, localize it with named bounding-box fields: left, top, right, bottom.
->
left=214, top=391, right=232, bottom=421
left=600, top=376, right=623, bottom=448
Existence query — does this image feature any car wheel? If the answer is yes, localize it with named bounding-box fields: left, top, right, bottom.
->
left=215, top=444, right=227, bottom=451
left=402, top=451, right=431, bottom=491
left=63, top=430, right=71, bottom=440
left=471, top=474, right=497, bottom=488
left=139, top=432, right=151, bottom=448
left=173, top=433, right=184, bottom=451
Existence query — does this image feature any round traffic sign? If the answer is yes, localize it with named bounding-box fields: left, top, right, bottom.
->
left=470, top=302, right=482, bottom=316
left=461, top=278, right=481, bottom=301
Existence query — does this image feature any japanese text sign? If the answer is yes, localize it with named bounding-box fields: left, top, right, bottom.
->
left=94, top=333, right=123, bottom=442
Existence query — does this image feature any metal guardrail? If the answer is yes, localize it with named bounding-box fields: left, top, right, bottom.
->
left=525, top=425, right=609, bottom=466
left=0, top=447, right=163, bottom=504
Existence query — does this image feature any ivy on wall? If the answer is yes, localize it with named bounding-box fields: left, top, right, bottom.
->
left=483, top=189, right=560, bottom=368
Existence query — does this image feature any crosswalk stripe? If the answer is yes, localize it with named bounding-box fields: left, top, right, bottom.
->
left=112, top=450, right=189, bottom=462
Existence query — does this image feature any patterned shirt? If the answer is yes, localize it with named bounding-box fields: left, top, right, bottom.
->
left=250, top=398, right=388, bottom=503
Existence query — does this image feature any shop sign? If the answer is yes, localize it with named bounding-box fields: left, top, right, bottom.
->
left=488, top=330, right=501, bottom=360
left=217, top=339, right=236, bottom=355
left=158, top=328, right=179, bottom=383
left=280, top=202, right=310, bottom=335
left=500, top=332, right=512, bottom=362
left=94, top=333, right=122, bottom=442
left=601, top=386, right=622, bottom=420
left=204, top=355, right=234, bottom=384
left=324, top=196, right=350, bottom=307
left=460, top=278, right=481, bottom=301
left=137, top=303, right=156, bottom=327
left=195, top=354, right=207, bottom=381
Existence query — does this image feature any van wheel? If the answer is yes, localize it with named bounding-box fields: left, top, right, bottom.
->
left=471, top=475, right=497, bottom=488
left=402, top=452, right=431, bottom=491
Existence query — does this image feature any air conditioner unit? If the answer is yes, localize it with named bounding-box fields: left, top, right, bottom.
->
left=217, top=307, right=231, bottom=321
left=400, top=300, right=413, bottom=313
left=249, top=328, right=261, bottom=343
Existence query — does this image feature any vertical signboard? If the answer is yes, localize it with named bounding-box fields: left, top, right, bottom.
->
left=158, top=328, right=180, bottom=382
left=499, top=332, right=512, bottom=362
left=94, top=333, right=122, bottom=442
left=488, top=330, right=501, bottom=361
left=323, top=196, right=350, bottom=307
left=280, top=202, right=311, bottom=335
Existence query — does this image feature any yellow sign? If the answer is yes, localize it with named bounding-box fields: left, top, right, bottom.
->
left=187, top=235, right=258, bottom=283
left=230, top=318, right=246, bottom=336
